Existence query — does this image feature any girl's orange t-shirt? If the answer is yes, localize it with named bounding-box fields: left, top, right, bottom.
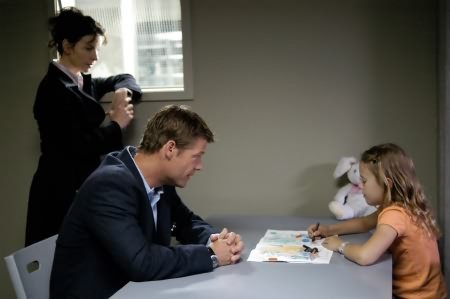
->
left=378, top=206, right=447, bottom=299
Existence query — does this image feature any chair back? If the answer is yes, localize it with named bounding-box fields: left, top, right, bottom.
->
left=4, top=235, right=58, bottom=299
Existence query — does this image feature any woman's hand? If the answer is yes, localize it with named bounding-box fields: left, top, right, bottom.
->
left=108, top=88, right=134, bottom=129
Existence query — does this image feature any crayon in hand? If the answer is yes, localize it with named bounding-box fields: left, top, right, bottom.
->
left=311, top=222, right=320, bottom=242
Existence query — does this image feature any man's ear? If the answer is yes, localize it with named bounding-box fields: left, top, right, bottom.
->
left=163, top=140, right=177, bottom=160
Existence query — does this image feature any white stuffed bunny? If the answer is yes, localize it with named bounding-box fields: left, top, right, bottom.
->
left=328, top=157, right=377, bottom=220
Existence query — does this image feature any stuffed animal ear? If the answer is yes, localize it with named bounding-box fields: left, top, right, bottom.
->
left=333, top=157, right=358, bottom=178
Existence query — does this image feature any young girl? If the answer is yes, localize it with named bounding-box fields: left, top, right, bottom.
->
left=309, top=143, right=447, bottom=298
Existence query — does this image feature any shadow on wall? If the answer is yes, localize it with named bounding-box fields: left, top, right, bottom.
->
left=291, top=163, right=336, bottom=217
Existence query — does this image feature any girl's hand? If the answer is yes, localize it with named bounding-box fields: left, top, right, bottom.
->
left=321, top=235, right=342, bottom=252
left=307, top=223, right=329, bottom=240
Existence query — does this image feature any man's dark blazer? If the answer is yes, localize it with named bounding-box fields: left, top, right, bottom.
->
left=26, top=63, right=142, bottom=246
left=50, top=147, right=218, bottom=299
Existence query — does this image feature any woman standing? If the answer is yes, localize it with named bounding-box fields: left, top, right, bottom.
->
left=26, top=7, right=142, bottom=245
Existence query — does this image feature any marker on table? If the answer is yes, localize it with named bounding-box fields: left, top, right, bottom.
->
left=311, top=222, right=320, bottom=242
left=303, top=245, right=319, bottom=254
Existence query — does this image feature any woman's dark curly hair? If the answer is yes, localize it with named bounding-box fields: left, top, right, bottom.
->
left=48, top=7, right=107, bottom=54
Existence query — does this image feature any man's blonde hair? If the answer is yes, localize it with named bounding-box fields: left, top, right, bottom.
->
left=139, top=105, right=214, bottom=153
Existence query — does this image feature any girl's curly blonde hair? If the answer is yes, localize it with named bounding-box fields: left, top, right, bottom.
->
left=361, top=143, right=440, bottom=239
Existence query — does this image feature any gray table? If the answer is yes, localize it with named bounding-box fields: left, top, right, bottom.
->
left=111, top=215, right=392, bottom=299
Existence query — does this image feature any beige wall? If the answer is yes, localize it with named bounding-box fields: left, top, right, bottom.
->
left=0, top=0, right=439, bottom=297
left=0, top=0, right=49, bottom=297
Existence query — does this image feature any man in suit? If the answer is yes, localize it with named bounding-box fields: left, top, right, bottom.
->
left=50, top=105, right=244, bottom=299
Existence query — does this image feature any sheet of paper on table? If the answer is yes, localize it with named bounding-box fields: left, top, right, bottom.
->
left=247, top=229, right=333, bottom=264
